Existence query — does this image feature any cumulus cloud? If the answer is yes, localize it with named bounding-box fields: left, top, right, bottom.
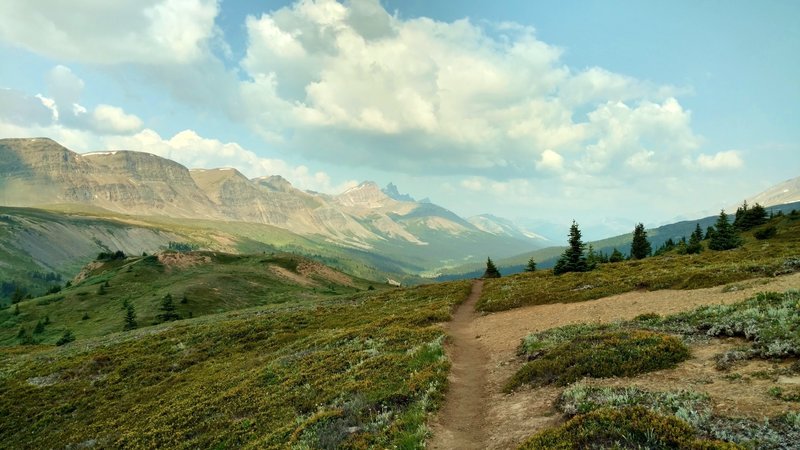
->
left=693, top=151, right=744, bottom=171
left=536, top=149, right=564, bottom=172
left=0, top=89, right=54, bottom=126
left=40, top=66, right=145, bottom=135
left=91, top=105, right=144, bottom=134
left=0, top=0, right=219, bottom=64
left=103, top=129, right=354, bottom=194
left=235, top=0, right=700, bottom=179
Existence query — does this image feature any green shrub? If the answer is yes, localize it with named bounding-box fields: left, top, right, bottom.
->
left=519, top=406, right=740, bottom=449
left=55, top=330, right=75, bottom=346
left=505, top=330, right=689, bottom=392
left=754, top=226, right=778, bottom=240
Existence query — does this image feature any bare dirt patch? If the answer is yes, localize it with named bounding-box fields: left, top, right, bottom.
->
left=157, top=252, right=211, bottom=270
left=268, top=265, right=316, bottom=287
left=433, top=272, right=800, bottom=449
left=296, top=260, right=354, bottom=287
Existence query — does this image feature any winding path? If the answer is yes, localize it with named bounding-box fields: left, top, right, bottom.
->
left=428, top=272, right=800, bottom=449
left=427, top=279, right=489, bottom=449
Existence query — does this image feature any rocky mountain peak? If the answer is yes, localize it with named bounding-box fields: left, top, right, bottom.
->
left=382, top=182, right=415, bottom=202
left=336, top=181, right=392, bottom=208
left=253, top=175, right=295, bottom=193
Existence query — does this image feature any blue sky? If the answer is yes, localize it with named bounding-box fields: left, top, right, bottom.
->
left=0, top=0, right=797, bottom=238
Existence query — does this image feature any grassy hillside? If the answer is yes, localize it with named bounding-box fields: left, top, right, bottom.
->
left=0, top=207, right=187, bottom=303
left=0, top=274, right=472, bottom=448
left=0, top=251, right=386, bottom=346
left=478, top=213, right=800, bottom=312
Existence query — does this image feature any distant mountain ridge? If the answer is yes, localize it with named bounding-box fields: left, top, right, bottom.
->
left=0, top=138, right=546, bottom=265
left=747, top=176, right=800, bottom=207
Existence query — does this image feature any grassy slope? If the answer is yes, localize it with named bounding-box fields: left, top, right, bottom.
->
left=438, top=202, right=800, bottom=280
left=0, top=251, right=385, bottom=346
left=0, top=279, right=472, bottom=448
left=478, top=214, right=800, bottom=312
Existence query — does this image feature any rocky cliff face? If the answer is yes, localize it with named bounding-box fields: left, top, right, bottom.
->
left=0, top=138, right=545, bottom=255
left=0, top=138, right=221, bottom=218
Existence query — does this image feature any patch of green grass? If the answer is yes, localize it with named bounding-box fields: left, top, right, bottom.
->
left=519, top=406, right=741, bottom=450
left=768, top=386, right=800, bottom=402
left=479, top=216, right=800, bottom=312
left=0, top=280, right=472, bottom=448
left=504, top=329, right=689, bottom=392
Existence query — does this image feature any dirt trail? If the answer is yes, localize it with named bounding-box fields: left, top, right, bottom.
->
left=428, top=279, right=489, bottom=450
left=429, top=272, right=800, bottom=449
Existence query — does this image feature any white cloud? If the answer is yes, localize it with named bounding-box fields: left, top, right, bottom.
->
left=536, top=149, right=564, bottom=172
left=0, top=0, right=219, bottom=64
left=693, top=150, right=744, bottom=171
left=91, top=105, right=144, bottom=134
left=0, top=88, right=54, bottom=125
left=236, top=0, right=700, bottom=180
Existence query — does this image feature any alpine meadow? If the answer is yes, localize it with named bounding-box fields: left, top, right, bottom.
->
left=1, top=1, right=799, bottom=449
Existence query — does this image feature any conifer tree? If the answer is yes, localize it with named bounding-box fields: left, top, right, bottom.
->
left=158, top=293, right=181, bottom=322
left=609, top=248, right=624, bottom=263
left=33, top=320, right=45, bottom=334
left=525, top=257, right=537, bottom=272
left=553, top=221, right=590, bottom=275
left=483, top=257, right=501, bottom=278
left=124, top=304, right=138, bottom=331
left=708, top=210, right=742, bottom=250
left=686, top=223, right=704, bottom=254
left=630, top=223, right=652, bottom=260
left=733, top=201, right=767, bottom=231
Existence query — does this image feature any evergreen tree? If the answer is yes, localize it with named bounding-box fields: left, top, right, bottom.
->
left=158, top=293, right=181, bottom=322
left=586, top=244, right=599, bottom=269
left=482, top=257, right=501, bottom=278
left=13, top=303, right=19, bottom=315
left=553, top=221, right=590, bottom=275
left=704, top=226, right=715, bottom=240
left=686, top=223, right=704, bottom=254
left=56, top=330, right=75, bottom=346
left=11, top=287, right=26, bottom=304
left=733, top=201, right=767, bottom=231
left=609, top=248, right=624, bottom=263
left=654, top=238, right=676, bottom=256
left=43, top=315, right=50, bottom=325
left=629, top=223, right=652, bottom=260
left=708, top=210, right=743, bottom=251
left=524, top=257, right=537, bottom=272
left=123, top=304, right=138, bottom=331
left=81, top=312, right=90, bottom=320
left=33, top=320, right=45, bottom=334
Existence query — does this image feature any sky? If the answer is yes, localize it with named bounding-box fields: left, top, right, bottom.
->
left=0, top=0, right=798, bottom=239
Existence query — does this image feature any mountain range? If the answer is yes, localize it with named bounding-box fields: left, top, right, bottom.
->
left=0, top=137, right=546, bottom=274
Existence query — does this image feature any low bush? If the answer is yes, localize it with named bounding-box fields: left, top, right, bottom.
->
left=519, top=406, right=740, bottom=449
left=553, top=384, right=799, bottom=449
left=754, top=226, right=778, bottom=240
left=505, top=329, right=689, bottom=392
